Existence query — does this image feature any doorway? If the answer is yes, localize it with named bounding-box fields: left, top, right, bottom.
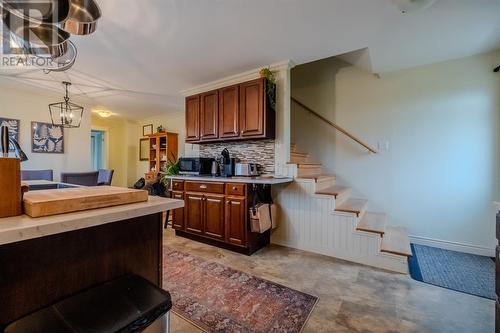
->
left=91, top=129, right=106, bottom=170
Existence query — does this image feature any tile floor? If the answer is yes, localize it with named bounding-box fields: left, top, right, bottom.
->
left=164, top=229, right=494, bottom=333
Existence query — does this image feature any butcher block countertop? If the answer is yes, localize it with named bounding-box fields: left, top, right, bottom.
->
left=24, top=186, right=150, bottom=217
left=0, top=196, right=184, bottom=246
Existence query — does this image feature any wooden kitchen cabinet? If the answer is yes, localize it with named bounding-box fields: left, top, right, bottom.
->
left=185, top=95, right=200, bottom=142
left=200, top=90, right=219, bottom=140
left=240, top=78, right=264, bottom=137
left=172, top=180, right=269, bottom=255
left=171, top=191, right=184, bottom=230
left=240, top=77, right=275, bottom=140
left=185, top=193, right=204, bottom=234
left=204, top=194, right=225, bottom=240
left=219, top=85, right=239, bottom=139
left=225, top=197, right=246, bottom=246
left=185, top=77, right=275, bottom=143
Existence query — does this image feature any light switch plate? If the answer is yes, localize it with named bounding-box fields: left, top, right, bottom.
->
left=377, top=140, right=390, bottom=152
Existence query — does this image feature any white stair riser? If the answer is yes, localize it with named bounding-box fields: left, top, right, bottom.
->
left=314, top=178, right=337, bottom=192
left=334, top=188, right=352, bottom=206
left=297, top=167, right=322, bottom=177
left=290, top=154, right=309, bottom=164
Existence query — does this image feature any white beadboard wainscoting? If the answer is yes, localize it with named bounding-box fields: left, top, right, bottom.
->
left=272, top=179, right=408, bottom=274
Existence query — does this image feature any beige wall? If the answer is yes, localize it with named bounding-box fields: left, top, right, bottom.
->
left=292, top=50, right=500, bottom=251
left=91, top=112, right=190, bottom=187
left=91, top=115, right=140, bottom=187
left=0, top=86, right=91, bottom=181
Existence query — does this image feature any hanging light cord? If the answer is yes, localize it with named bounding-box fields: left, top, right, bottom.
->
left=64, top=82, right=70, bottom=103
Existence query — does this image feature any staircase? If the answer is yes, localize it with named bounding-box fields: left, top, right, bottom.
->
left=274, top=143, right=412, bottom=274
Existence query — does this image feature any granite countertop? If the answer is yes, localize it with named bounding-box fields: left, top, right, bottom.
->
left=0, top=196, right=184, bottom=246
left=165, top=175, right=294, bottom=185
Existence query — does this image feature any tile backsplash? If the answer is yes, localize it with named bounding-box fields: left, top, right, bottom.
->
left=199, top=139, right=275, bottom=174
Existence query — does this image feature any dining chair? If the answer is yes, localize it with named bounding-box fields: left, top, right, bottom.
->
left=60, top=171, right=99, bottom=186
left=97, top=169, right=114, bottom=186
left=21, top=169, right=54, bottom=181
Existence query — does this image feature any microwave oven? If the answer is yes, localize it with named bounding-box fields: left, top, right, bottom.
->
left=179, top=158, right=215, bottom=175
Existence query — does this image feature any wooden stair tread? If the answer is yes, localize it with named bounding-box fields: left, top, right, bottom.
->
left=335, top=198, right=367, bottom=216
left=357, top=212, right=386, bottom=235
left=381, top=226, right=412, bottom=257
left=316, top=185, right=350, bottom=198
left=291, top=151, right=308, bottom=157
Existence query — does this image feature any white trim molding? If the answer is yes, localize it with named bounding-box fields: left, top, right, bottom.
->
left=180, top=60, right=295, bottom=96
left=409, top=235, right=495, bottom=257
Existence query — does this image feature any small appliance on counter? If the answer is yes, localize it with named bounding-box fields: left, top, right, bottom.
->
left=211, top=160, right=219, bottom=176
left=220, top=148, right=238, bottom=177
left=235, top=163, right=261, bottom=177
left=179, top=157, right=215, bottom=175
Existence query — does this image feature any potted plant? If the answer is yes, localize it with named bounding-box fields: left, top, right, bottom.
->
left=159, top=153, right=180, bottom=193
left=259, top=67, right=276, bottom=110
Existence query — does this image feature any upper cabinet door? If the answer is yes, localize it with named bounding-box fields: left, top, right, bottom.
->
left=239, top=78, right=264, bottom=137
left=218, top=85, right=239, bottom=138
left=200, top=90, right=219, bottom=140
left=185, top=95, right=200, bottom=142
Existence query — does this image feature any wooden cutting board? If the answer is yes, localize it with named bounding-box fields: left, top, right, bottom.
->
left=23, top=186, right=149, bottom=218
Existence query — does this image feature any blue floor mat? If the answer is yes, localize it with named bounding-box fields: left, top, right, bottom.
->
left=408, top=244, right=495, bottom=300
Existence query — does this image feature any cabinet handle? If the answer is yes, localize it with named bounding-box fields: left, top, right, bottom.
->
left=232, top=186, right=238, bottom=191
left=200, top=185, right=208, bottom=189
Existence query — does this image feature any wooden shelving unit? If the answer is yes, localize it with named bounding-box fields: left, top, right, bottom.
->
left=145, top=132, right=178, bottom=180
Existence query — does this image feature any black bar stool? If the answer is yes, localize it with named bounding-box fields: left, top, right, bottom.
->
left=4, top=275, right=172, bottom=333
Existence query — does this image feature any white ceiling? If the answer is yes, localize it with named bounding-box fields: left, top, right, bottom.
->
left=0, top=0, right=499, bottom=119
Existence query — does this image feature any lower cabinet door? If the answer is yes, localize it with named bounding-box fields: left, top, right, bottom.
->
left=203, top=194, right=225, bottom=240
left=225, top=197, right=246, bottom=246
left=185, top=193, right=204, bottom=234
left=171, top=191, right=184, bottom=230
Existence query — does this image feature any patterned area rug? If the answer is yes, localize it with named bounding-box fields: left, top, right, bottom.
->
left=163, top=249, right=318, bottom=332
left=409, top=244, right=495, bottom=300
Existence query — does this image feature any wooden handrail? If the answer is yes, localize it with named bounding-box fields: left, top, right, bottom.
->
left=291, top=97, right=377, bottom=154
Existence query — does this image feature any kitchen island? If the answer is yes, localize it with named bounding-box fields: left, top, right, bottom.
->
left=0, top=195, right=183, bottom=329
left=164, top=175, right=293, bottom=255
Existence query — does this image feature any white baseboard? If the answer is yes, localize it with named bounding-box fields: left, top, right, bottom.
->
left=409, top=235, right=495, bottom=257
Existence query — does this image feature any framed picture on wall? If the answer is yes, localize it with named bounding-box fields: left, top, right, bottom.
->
left=139, top=138, right=149, bottom=161
left=0, top=117, right=20, bottom=152
left=143, top=124, right=153, bottom=136
left=31, top=122, right=64, bottom=154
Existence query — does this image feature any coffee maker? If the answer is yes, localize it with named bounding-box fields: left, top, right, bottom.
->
left=220, top=148, right=237, bottom=177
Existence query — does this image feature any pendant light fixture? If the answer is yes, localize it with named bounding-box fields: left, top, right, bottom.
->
left=49, top=81, right=84, bottom=128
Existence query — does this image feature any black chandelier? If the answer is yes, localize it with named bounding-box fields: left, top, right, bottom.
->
left=49, top=81, right=84, bottom=128
left=0, top=0, right=101, bottom=72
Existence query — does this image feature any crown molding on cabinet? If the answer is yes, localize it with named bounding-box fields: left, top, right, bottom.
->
left=180, top=60, right=295, bottom=97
